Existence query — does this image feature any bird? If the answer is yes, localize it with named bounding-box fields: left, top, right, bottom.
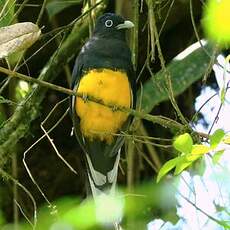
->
left=71, top=13, right=136, bottom=198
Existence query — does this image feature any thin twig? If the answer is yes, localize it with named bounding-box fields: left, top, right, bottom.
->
left=189, top=0, right=219, bottom=83
left=16, top=1, right=105, bottom=71
left=147, top=0, right=155, bottom=61
left=12, top=152, right=18, bottom=230
left=23, top=99, right=77, bottom=207
left=127, top=139, right=135, bottom=191
left=135, top=144, right=158, bottom=172
left=191, top=92, right=218, bottom=124
left=127, top=0, right=139, bottom=191
left=139, top=123, right=162, bottom=170
left=17, top=29, right=63, bottom=70
left=87, top=0, right=96, bottom=37
left=36, top=0, right=48, bottom=26
left=131, top=0, right=139, bottom=69
left=177, top=189, right=230, bottom=229
left=41, top=104, right=78, bottom=175
left=151, top=10, right=190, bottom=128
left=10, top=0, right=30, bottom=23
left=0, top=168, right=37, bottom=229
left=15, top=4, right=41, bottom=7
left=208, top=101, right=223, bottom=135
left=14, top=199, right=34, bottom=227
left=23, top=153, right=53, bottom=207
left=158, top=0, right=175, bottom=36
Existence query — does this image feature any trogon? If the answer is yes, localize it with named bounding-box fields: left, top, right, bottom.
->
left=71, top=13, right=136, bottom=197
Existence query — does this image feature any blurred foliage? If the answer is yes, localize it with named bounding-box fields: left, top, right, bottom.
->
left=13, top=182, right=177, bottom=230
left=15, top=80, right=31, bottom=100
left=202, top=0, right=230, bottom=46
left=0, top=209, right=6, bottom=226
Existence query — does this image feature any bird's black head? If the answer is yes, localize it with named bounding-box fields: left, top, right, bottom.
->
left=93, top=13, right=134, bottom=40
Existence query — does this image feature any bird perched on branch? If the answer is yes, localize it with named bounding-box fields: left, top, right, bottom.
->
left=71, top=13, right=135, bottom=198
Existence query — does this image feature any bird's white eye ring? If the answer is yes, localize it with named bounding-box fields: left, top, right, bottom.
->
left=105, top=19, right=113, bottom=28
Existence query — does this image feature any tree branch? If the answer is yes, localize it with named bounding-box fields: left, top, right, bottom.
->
left=0, top=66, right=185, bottom=133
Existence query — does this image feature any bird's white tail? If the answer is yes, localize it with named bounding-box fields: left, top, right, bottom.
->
left=85, top=150, right=121, bottom=198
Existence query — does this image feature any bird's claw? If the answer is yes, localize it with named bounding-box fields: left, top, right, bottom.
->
left=112, top=105, right=118, bottom=112
left=82, top=93, right=88, bottom=103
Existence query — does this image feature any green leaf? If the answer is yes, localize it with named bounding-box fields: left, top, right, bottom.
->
left=173, top=133, right=193, bottom=154
left=46, top=0, right=83, bottom=18
left=212, top=150, right=224, bottom=164
left=186, top=144, right=210, bottom=161
left=223, top=135, right=230, bottom=144
left=0, top=0, right=15, bottom=27
left=210, top=129, right=225, bottom=149
left=156, top=157, right=180, bottom=183
left=174, top=156, right=192, bottom=175
left=174, top=145, right=210, bottom=174
left=220, top=88, right=226, bottom=103
left=192, top=144, right=210, bottom=154
left=139, top=43, right=214, bottom=113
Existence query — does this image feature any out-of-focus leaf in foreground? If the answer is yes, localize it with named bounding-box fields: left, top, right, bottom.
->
left=202, top=0, right=230, bottom=46
left=210, top=129, right=225, bottom=149
left=14, top=183, right=177, bottom=230
left=61, top=183, right=177, bottom=230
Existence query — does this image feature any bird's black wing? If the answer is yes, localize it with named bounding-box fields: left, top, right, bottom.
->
left=70, top=51, right=87, bottom=153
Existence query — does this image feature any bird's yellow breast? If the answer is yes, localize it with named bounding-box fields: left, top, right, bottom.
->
left=75, top=69, right=131, bottom=143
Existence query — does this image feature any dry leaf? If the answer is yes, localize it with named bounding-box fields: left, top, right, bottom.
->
left=0, top=22, right=41, bottom=59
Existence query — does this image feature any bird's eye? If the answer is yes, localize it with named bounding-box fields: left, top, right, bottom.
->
left=105, top=19, right=113, bottom=28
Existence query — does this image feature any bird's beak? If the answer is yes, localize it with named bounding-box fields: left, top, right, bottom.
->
left=116, top=20, right=134, bottom=30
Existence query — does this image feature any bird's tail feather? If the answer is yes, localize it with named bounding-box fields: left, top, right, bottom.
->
left=85, top=150, right=120, bottom=198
